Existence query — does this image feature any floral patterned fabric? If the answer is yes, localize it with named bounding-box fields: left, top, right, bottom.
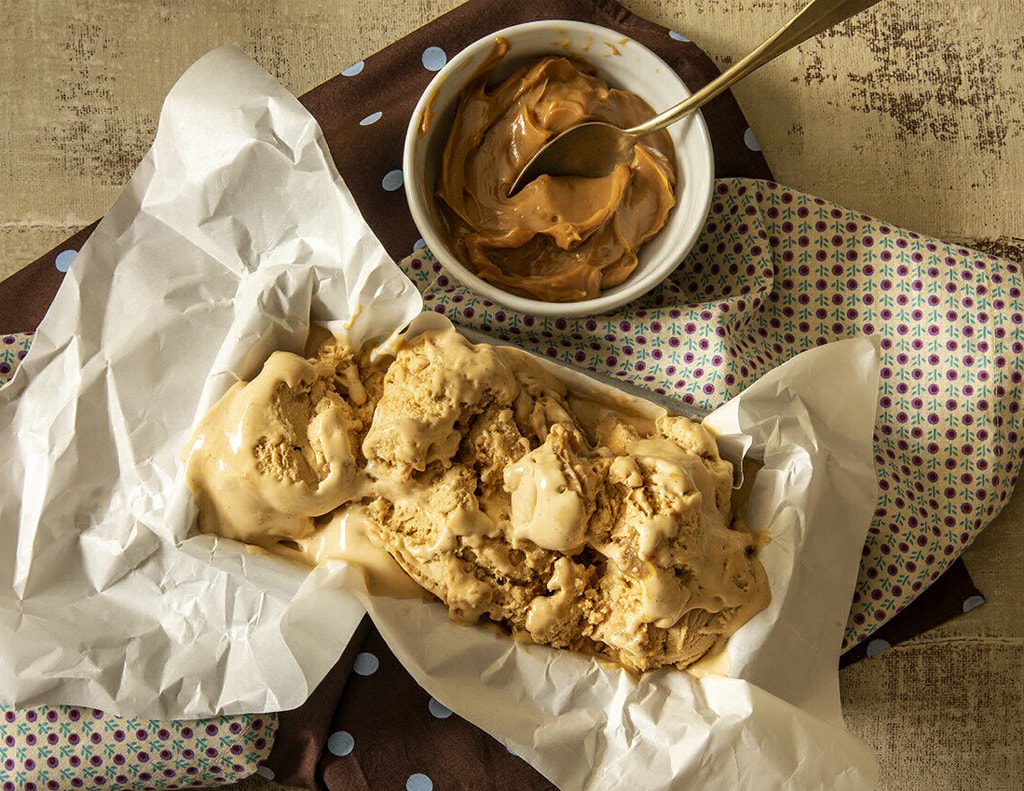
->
left=0, top=334, right=32, bottom=383
left=0, top=706, right=275, bottom=790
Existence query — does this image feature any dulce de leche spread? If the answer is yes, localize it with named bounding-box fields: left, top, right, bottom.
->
left=185, top=327, right=769, bottom=673
left=437, top=53, right=677, bottom=302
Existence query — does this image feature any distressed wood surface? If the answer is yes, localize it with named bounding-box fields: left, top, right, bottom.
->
left=1, top=1, right=1021, bottom=789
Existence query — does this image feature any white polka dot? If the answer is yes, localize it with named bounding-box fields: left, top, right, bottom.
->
left=359, top=111, right=383, bottom=126
left=55, top=249, right=78, bottom=272
left=353, top=652, right=379, bottom=676
left=255, top=765, right=275, bottom=780
left=743, top=127, right=761, bottom=152
left=668, top=30, right=691, bottom=42
left=342, top=61, right=365, bottom=77
left=421, top=46, right=447, bottom=71
left=406, top=773, right=433, bottom=791
left=962, top=594, right=985, bottom=613
left=413, top=238, right=427, bottom=252
left=427, top=698, right=452, bottom=719
left=865, top=638, right=891, bottom=657
left=327, top=730, right=355, bottom=757
left=382, top=169, right=404, bottom=192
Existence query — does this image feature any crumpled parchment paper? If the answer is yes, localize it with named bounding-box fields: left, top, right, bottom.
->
left=0, top=45, right=422, bottom=717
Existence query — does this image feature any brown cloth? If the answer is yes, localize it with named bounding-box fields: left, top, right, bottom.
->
left=0, top=0, right=982, bottom=788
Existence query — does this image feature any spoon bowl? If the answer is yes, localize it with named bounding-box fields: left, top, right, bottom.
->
left=508, top=121, right=639, bottom=195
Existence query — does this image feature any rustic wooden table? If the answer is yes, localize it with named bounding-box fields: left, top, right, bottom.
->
left=2, top=1, right=1021, bottom=789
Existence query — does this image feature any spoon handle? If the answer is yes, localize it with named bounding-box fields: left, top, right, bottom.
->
left=628, top=0, right=884, bottom=137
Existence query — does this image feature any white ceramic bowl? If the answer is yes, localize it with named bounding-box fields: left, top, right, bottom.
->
left=403, top=20, right=714, bottom=318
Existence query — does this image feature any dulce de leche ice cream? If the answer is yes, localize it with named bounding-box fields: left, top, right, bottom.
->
left=184, top=341, right=377, bottom=546
left=437, top=53, right=676, bottom=303
left=185, top=327, right=769, bottom=672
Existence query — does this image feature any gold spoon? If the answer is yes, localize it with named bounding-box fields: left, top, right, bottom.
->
left=508, top=0, right=884, bottom=196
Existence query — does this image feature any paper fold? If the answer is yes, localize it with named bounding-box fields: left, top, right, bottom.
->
left=0, top=45, right=421, bottom=717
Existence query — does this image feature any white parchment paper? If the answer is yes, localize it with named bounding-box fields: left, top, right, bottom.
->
left=0, top=44, right=879, bottom=789
left=0, top=45, right=422, bottom=717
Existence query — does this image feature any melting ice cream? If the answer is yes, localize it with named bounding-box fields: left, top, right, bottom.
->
left=185, top=327, right=769, bottom=672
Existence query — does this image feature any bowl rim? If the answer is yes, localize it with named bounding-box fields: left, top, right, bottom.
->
left=403, top=19, right=715, bottom=318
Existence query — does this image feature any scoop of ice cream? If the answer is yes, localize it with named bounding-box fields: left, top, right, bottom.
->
left=362, top=329, right=519, bottom=478
left=365, top=463, right=561, bottom=627
left=504, top=423, right=600, bottom=554
left=586, top=415, right=768, bottom=671
left=184, top=349, right=368, bottom=546
left=588, top=570, right=723, bottom=672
